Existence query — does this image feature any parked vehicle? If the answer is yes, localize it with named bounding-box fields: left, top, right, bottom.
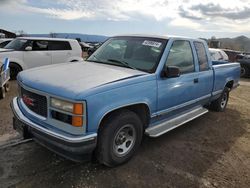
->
left=0, top=38, right=13, bottom=48
left=87, top=43, right=102, bottom=56
left=223, top=49, right=242, bottom=62
left=11, top=35, right=240, bottom=167
left=236, top=54, right=250, bottom=77
left=0, top=58, right=10, bottom=99
left=0, top=37, right=82, bottom=79
left=209, top=48, right=229, bottom=61
left=79, top=42, right=91, bottom=52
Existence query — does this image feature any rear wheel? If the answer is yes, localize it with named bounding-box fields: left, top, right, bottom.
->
left=0, top=87, right=5, bottom=99
left=210, top=87, right=229, bottom=112
left=10, top=63, right=22, bottom=80
left=96, top=110, right=143, bottom=167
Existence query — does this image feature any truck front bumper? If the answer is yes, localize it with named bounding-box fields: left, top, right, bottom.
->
left=11, top=97, right=97, bottom=162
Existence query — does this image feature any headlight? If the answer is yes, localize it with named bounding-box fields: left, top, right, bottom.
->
left=50, top=98, right=83, bottom=115
left=50, top=98, right=84, bottom=127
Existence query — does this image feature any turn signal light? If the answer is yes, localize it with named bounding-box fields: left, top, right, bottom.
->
left=72, top=116, right=83, bottom=127
left=73, top=103, right=83, bottom=115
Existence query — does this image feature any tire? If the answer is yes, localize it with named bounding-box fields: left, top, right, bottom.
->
left=210, top=87, right=229, bottom=112
left=0, top=87, right=5, bottom=99
left=240, top=65, right=249, bottom=78
left=9, top=63, right=22, bottom=80
left=4, top=81, right=10, bottom=92
left=96, top=110, right=143, bottom=167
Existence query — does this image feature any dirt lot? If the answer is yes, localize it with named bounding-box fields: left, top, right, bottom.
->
left=0, top=80, right=249, bottom=188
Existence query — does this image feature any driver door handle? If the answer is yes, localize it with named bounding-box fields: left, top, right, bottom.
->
left=194, top=78, right=199, bottom=83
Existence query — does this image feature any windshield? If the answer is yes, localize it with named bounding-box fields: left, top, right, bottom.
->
left=4, top=39, right=28, bottom=50
left=87, top=36, right=167, bottom=73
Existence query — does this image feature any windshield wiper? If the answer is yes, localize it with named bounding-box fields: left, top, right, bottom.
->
left=107, top=59, right=137, bottom=70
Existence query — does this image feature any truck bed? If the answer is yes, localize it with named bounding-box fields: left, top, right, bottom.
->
left=212, top=62, right=240, bottom=95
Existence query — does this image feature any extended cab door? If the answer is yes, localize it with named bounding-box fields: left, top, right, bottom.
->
left=157, top=40, right=200, bottom=118
left=193, top=41, right=213, bottom=103
left=48, top=41, right=72, bottom=64
left=23, top=40, right=52, bottom=69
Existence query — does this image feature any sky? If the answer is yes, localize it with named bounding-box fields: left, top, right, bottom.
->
left=0, top=0, right=250, bottom=38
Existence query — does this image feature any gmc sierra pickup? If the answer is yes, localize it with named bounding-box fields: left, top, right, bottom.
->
left=11, top=35, right=240, bottom=167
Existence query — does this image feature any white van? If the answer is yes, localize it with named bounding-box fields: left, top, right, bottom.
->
left=0, top=37, right=82, bottom=79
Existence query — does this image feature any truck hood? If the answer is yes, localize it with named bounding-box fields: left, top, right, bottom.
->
left=18, top=61, right=147, bottom=99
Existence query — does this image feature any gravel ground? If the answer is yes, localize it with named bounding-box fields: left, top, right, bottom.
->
left=0, top=80, right=249, bottom=188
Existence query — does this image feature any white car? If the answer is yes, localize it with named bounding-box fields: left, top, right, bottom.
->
left=0, top=37, right=82, bottom=79
left=209, top=48, right=229, bottom=61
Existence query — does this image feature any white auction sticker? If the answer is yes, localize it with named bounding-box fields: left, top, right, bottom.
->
left=142, top=40, right=162, bottom=48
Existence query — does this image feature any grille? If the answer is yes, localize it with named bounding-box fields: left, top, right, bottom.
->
left=21, top=87, right=47, bottom=117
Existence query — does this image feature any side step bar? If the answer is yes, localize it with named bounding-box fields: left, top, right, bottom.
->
left=145, top=107, right=208, bottom=137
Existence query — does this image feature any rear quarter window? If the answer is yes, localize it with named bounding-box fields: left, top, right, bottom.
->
left=49, top=41, right=72, bottom=50
left=194, top=42, right=209, bottom=71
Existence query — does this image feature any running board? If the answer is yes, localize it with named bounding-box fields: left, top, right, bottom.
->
left=145, top=107, right=208, bottom=137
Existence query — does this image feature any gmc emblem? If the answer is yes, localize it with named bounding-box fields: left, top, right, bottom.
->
left=22, top=94, right=35, bottom=106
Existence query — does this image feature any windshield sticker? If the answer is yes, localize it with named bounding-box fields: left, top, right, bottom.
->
left=142, top=40, right=162, bottom=48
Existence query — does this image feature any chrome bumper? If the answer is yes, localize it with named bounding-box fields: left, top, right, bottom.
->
left=11, top=97, right=97, bottom=162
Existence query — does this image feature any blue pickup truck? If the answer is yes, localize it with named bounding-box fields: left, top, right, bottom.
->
left=11, top=35, right=240, bottom=167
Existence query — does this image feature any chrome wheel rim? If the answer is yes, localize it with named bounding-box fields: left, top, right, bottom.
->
left=220, top=92, right=227, bottom=109
left=113, top=124, right=136, bottom=157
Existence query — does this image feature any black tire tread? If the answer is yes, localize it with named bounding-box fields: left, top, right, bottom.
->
left=241, top=65, right=250, bottom=78
left=0, top=87, right=5, bottom=99
left=9, top=63, right=22, bottom=80
left=96, top=109, right=143, bottom=167
left=210, top=87, right=229, bottom=112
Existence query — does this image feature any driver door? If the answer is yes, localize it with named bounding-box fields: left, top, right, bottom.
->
left=157, top=40, right=199, bottom=118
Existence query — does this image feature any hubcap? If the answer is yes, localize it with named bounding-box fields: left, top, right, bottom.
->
left=113, top=124, right=136, bottom=157
left=220, top=92, right=227, bottom=109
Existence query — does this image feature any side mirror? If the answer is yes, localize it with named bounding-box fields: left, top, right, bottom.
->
left=161, top=66, right=180, bottom=78
left=25, top=46, right=32, bottom=51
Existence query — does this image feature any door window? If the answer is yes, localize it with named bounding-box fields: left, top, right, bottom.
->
left=31, top=41, right=48, bottom=51
left=165, top=40, right=194, bottom=74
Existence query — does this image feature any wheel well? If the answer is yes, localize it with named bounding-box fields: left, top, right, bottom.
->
left=98, top=104, right=151, bottom=132
left=226, top=80, right=234, bottom=90
left=10, top=62, right=23, bottom=71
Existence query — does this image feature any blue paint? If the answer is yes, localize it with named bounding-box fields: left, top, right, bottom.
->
left=16, top=35, right=241, bottom=136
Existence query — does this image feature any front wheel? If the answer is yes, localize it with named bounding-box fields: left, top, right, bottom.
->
left=210, top=87, right=229, bottom=112
left=10, top=63, right=22, bottom=80
left=96, top=110, right=143, bottom=167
